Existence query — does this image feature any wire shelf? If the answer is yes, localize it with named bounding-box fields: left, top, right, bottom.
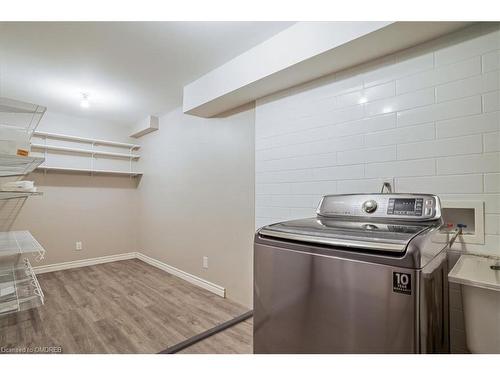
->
left=33, top=131, right=141, bottom=149
left=0, top=191, right=42, bottom=200
left=36, top=165, right=143, bottom=177
left=0, top=154, right=44, bottom=177
left=31, top=143, right=140, bottom=159
left=0, top=258, right=44, bottom=316
left=0, top=231, right=46, bottom=261
left=0, top=97, right=46, bottom=133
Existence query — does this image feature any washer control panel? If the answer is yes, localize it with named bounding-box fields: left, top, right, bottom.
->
left=317, top=194, right=441, bottom=221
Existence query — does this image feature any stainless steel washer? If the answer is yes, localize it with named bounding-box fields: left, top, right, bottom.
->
left=254, top=193, right=449, bottom=354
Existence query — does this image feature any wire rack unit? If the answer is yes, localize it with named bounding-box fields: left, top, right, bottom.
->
left=0, top=154, right=44, bottom=177
left=0, top=191, right=42, bottom=200
left=0, top=231, right=46, bottom=261
left=0, top=258, right=44, bottom=316
left=0, top=96, right=47, bottom=316
left=0, top=97, right=46, bottom=133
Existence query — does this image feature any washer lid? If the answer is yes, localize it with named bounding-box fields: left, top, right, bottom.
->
left=258, top=217, right=431, bottom=253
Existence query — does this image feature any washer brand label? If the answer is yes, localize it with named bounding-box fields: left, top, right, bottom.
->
left=393, top=272, right=412, bottom=295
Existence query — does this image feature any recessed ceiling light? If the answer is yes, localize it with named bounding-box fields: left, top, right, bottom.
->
left=80, top=93, right=90, bottom=108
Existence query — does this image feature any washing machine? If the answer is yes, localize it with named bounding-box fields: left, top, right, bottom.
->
left=254, top=193, right=449, bottom=353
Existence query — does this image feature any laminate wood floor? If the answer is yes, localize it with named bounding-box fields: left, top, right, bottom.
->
left=0, top=259, right=251, bottom=354
left=179, top=318, right=253, bottom=354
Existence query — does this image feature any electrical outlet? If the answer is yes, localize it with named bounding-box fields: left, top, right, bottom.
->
left=75, top=241, right=83, bottom=251
left=202, top=256, right=208, bottom=269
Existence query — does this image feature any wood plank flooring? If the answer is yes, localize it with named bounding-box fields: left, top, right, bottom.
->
left=0, top=259, right=252, bottom=354
left=179, top=318, right=253, bottom=354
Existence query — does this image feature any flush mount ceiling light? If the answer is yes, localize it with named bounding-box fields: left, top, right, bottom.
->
left=80, top=93, right=90, bottom=108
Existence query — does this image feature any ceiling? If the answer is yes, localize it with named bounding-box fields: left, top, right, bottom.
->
left=0, top=22, right=293, bottom=125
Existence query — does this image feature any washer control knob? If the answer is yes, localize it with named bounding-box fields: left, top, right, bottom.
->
left=362, top=200, right=378, bottom=213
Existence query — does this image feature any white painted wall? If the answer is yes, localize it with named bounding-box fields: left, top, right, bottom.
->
left=34, top=111, right=136, bottom=141
left=137, top=106, right=255, bottom=307
left=255, top=23, right=500, bottom=353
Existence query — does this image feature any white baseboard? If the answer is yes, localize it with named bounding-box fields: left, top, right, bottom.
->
left=32, top=251, right=226, bottom=298
left=33, top=252, right=136, bottom=274
left=135, top=252, right=226, bottom=298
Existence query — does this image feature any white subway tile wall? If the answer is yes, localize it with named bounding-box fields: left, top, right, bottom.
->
left=482, top=50, right=500, bottom=72
left=255, top=23, right=500, bottom=258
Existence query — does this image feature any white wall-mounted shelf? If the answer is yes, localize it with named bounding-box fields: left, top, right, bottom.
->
left=31, top=143, right=140, bottom=160
left=33, top=131, right=141, bottom=149
left=32, top=131, right=142, bottom=178
left=36, top=166, right=143, bottom=177
left=0, top=155, right=44, bottom=177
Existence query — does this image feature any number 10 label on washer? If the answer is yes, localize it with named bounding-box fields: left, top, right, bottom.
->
left=393, top=272, right=412, bottom=295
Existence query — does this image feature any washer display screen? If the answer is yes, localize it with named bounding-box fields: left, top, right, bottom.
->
left=393, top=199, right=416, bottom=212
left=387, top=198, right=423, bottom=216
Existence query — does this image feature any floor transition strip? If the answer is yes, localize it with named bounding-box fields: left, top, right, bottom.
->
left=159, top=310, right=254, bottom=354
